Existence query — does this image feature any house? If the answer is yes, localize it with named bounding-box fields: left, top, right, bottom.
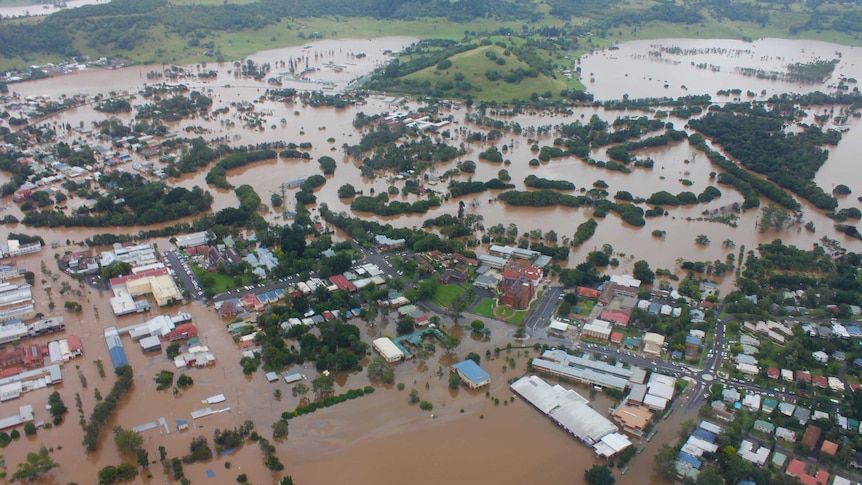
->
left=438, top=269, right=468, bottom=285
left=762, top=398, right=778, bottom=414
left=778, top=402, right=796, bottom=416
left=722, top=388, right=740, bottom=403
left=812, top=376, right=828, bottom=389
left=786, top=458, right=829, bottom=485
left=794, top=407, right=811, bottom=425
left=812, top=351, right=828, bottom=363
left=776, top=427, right=797, bottom=442
left=684, top=336, right=701, bottom=360
left=801, top=425, right=821, bottom=449
left=643, top=332, right=665, bottom=356
left=767, top=367, right=780, bottom=379
left=753, top=420, right=774, bottom=434
left=820, top=440, right=838, bottom=456
left=742, top=393, right=761, bottom=411
left=374, top=234, right=405, bottom=250
left=738, top=439, right=770, bottom=466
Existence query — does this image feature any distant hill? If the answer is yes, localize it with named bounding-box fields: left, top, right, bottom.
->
left=1, top=0, right=861, bottom=73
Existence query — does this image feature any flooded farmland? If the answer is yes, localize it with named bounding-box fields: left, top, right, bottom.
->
left=0, top=35, right=860, bottom=484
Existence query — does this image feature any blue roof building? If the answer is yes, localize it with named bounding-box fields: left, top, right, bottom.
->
left=685, top=336, right=702, bottom=346
left=692, top=428, right=716, bottom=443
left=452, top=360, right=490, bottom=389
left=677, top=451, right=703, bottom=470
left=848, top=326, right=862, bottom=337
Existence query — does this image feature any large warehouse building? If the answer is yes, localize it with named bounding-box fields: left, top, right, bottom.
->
left=511, top=375, right=632, bottom=458
left=372, top=337, right=404, bottom=363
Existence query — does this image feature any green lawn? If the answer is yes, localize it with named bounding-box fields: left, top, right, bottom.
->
left=473, top=298, right=496, bottom=319
left=191, top=263, right=250, bottom=293
left=402, top=43, right=575, bottom=103
left=507, top=310, right=527, bottom=325
left=432, top=284, right=464, bottom=308
left=573, top=298, right=596, bottom=316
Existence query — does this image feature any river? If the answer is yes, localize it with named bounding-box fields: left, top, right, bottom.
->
left=0, top=35, right=859, bottom=483
left=0, top=0, right=108, bottom=19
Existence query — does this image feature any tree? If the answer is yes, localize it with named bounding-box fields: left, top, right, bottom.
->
left=654, top=444, right=677, bottom=480
left=584, top=464, right=615, bottom=485
left=136, top=448, right=149, bottom=468
left=270, top=193, right=283, bottom=207
left=312, top=374, right=334, bottom=400
left=47, top=391, right=67, bottom=424
left=632, top=260, right=655, bottom=285
left=337, top=182, right=357, bottom=198
left=11, top=447, right=58, bottom=482
left=695, top=234, right=710, bottom=245
left=271, top=419, right=289, bottom=439
left=23, top=422, right=36, bottom=436
left=265, top=455, right=284, bottom=471
left=409, top=389, right=420, bottom=404
left=696, top=466, right=723, bottom=485
left=449, top=372, right=462, bottom=389
left=396, top=315, right=415, bottom=335
left=113, top=427, right=143, bottom=455
left=366, top=357, right=395, bottom=384
left=292, top=382, right=309, bottom=397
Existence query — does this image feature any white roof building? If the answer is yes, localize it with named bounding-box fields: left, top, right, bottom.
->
left=643, top=332, right=665, bottom=356
left=812, top=351, right=829, bottom=363
left=742, top=393, right=761, bottom=411
left=738, top=440, right=770, bottom=466
left=175, top=231, right=208, bottom=249
left=510, top=376, right=631, bottom=457
left=372, top=337, right=404, bottom=363
left=685, top=435, right=718, bottom=454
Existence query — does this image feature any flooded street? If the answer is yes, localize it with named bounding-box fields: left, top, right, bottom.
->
left=0, top=35, right=860, bottom=483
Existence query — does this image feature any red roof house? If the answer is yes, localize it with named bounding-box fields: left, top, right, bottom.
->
left=610, top=332, right=624, bottom=345
left=812, top=376, right=828, bottom=388
left=796, top=370, right=812, bottom=383
left=767, top=367, right=780, bottom=379
left=786, top=459, right=829, bottom=485
left=163, top=323, right=198, bottom=342
left=329, top=274, right=357, bottom=292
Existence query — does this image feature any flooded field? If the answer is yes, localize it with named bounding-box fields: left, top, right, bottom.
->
left=0, top=35, right=859, bottom=484
left=0, top=0, right=107, bottom=19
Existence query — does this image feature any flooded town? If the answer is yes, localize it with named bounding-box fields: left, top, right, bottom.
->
left=0, top=8, right=861, bottom=485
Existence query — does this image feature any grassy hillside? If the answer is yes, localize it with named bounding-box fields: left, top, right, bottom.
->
left=2, top=0, right=862, bottom=95
left=397, top=43, right=579, bottom=103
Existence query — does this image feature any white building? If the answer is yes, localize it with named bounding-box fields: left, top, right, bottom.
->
left=372, top=337, right=404, bottom=363
left=738, top=440, right=770, bottom=466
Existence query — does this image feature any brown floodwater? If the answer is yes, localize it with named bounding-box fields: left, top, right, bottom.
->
left=1, top=35, right=860, bottom=482
left=0, top=0, right=106, bottom=19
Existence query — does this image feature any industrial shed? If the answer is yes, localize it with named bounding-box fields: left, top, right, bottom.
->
left=372, top=337, right=404, bottom=363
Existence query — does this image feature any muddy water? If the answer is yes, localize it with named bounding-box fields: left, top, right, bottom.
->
left=1, top=35, right=860, bottom=481
left=578, top=37, right=859, bottom=101
left=0, top=246, right=690, bottom=485
left=8, top=38, right=860, bottom=294
left=0, top=0, right=106, bottom=19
